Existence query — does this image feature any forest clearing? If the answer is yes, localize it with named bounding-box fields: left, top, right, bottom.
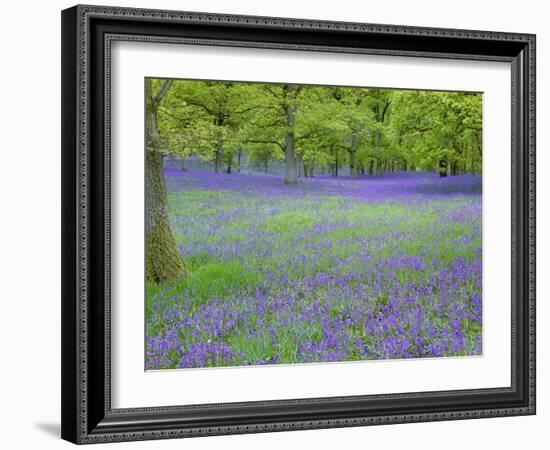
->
left=144, top=79, right=482, bottom=369
left=146, top=170, right=482, bottom=369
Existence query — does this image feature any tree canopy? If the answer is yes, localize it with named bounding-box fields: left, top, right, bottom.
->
left=149, top=78, right=482, bottom=181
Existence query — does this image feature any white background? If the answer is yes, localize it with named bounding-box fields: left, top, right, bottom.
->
left=112, top=42, right=511, bottom=408
left=0, top=0, right=547, bottom=449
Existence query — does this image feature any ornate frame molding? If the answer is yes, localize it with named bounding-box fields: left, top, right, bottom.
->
left=61, top=4, right=536, bottom=444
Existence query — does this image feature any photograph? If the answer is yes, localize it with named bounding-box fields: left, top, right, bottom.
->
left=56, top=3, right=536, bottom=445
left=144, top=78, right=484, bottom=370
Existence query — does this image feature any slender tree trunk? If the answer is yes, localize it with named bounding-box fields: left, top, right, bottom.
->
left=349, top=131, right=358, bottom=179
left=226, top=155, right=232, bottom=174
left=368, top=160, right=374, bottom=176
left=145, top=79, right=186, bottom=283
left=450, top=161, right=458, bottom=176
left=297, top=154, right=305, bottom=178
left=214, top=137, right=223, bottom=174
left=375, top=129, right=383, bottom=176
left=180, top=157, right=188, bottom=172
left=334, top=148, right=339, bottom=177
left=438, top=160, right=448, bottom=177
left=284, top=85, right=298, bottom=184
left=237, top=148, right=242, bottom=173
left=349, top=151, right=357, bottom=178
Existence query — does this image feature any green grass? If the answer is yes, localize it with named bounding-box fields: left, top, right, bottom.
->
left=146, top=178, right=482, bottom=368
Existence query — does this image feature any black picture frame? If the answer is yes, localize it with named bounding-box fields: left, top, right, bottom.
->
left=61, top=4, right=536, bottom=444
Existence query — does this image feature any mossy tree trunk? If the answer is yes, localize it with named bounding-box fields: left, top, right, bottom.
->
left=145, top=79, right=187, bottom=283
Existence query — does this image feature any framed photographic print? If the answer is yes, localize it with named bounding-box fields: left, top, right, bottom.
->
left=61, top=4, right=536, bottom=444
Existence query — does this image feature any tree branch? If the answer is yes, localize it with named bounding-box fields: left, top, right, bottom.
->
left=380, top=100, right=391, bottom=122
left=152, top=80, right=173, bottom=108
left=158, top=108, right=193, bottom=125
left=181, top=98, right=217, bottom=116
left=263, top=85, right=281, bottom=98
left=244, top=139, right=285, bottom=150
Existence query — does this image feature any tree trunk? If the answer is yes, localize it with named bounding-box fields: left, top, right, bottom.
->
left=214, top=137, right=223, bottom=174
left=349, top=131, right=358, bottom=179
left=283, top=129, right=297, bottom=183
left=349, top=150, right=357, bottom=178
left=237, top=148, right=242, bottom=172
left=283, top=85, right=298, bottom=184
left=180, top=158, right=188, bottom=172
left=145, top=79, right=187, bottom=283
left=334, top=147, right=339, bottom=177
left=297, top=154, right=305, bottom=178
left=450, top=161, right=458, bottom=176
left=145, top=150, right=187, bottom=283
left=438, top=160, right=448, bottom=177
left=375, top=129, right=383, bottom=176
left=368, top=160, right=374, bottom=176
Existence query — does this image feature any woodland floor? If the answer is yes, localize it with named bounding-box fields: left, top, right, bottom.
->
left=146, top=170, right=482, bottom=369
